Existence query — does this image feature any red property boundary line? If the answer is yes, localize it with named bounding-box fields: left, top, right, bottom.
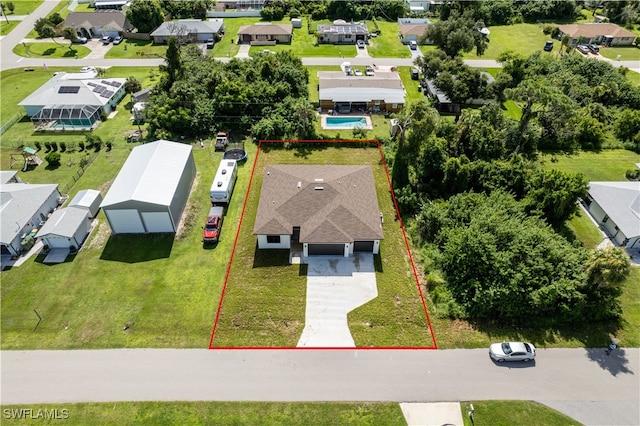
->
left=209, top=139, right=438, bottom=350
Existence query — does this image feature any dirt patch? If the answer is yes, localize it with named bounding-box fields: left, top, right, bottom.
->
left=175, top=172, right=201, bottom=240
left=85, top=221, right=110, bottom=250
left=97, top=180, right=113, bottom=194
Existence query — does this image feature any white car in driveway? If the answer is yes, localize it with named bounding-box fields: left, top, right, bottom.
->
left=489, top=341, right=536, bottom=362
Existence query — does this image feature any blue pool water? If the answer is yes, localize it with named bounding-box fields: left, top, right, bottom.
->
left=325, top=116, right=367, bottom=128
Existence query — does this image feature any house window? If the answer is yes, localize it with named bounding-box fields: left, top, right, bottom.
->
left=374, top=100, right=381, bottom=106
left=267, top=235, right=281, bottom=244
left=257, top=34, right=267, bottom=40
left=603, top=215, right=609, bottom=223
left=392, top=103, right=398, bottom=108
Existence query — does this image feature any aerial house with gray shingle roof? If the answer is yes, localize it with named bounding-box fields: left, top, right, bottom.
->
left=253, top=165, right=383, bottom=257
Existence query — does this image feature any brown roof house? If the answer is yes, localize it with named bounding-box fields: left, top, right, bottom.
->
left=317, top=20, right=369, bottom=44
left=253, top=165, right=383, bottom=257
left=237, top=23, right=292, bottom=45
left=398, top=18, right=431, bottom=44
left=63, top=11, right=132, bottom=39
left=557, top=23, right=637, bottom=46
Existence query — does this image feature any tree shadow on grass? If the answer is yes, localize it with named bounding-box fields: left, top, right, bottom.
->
left=252, top=243, right=290, bottom=268
left=41, top=48, right=56, bottom=56
left=63, top=49, right=78, bottom=58
left=100, top=233, right=173, bottom=263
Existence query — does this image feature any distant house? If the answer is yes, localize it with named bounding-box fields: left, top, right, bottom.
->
left=422, top=71, right=494, bottom=113
left=397, top=18, right=431, bottom=44
left=36, top=207, right=92, bottom=251
left=317, top=20, right=369, bottom=44
left=318, top=71, right=405, bottom=113
left=100, top=140, right=196, bottom=234
left=18, top=72, right=126, bottom=131
left=63, top=11, right=132, bottom=39
left=216, top=0, right=266, bottom=10
left=253, top=165, right=383, bottom=257
left=150, top=19, right=225, bottom=44
left=237, top=23, right=292, bottom=44
left=405, top=0, right=434, bottom=13
left=0, top=171, right=20, bottom=184
left=0, top=182, right=61, bottom=257
left=91, top=0, right=128, bottom=10
left=557, top=23, right=637, bottom=46
left=585, top=182, right=640, bottom=249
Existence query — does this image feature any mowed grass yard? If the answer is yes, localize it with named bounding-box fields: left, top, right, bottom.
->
left=212, top=143, right=434, bottom=347
left=13, top=42, right=91, bottom=59
left=461, top=23, right=559, bottom=59
left=1, top=141, right=257, bottom=349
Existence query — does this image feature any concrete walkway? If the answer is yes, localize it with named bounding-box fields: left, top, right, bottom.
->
left=297, top=254, right=377, bottom=347
left=400, top=402, right=464, bottom=426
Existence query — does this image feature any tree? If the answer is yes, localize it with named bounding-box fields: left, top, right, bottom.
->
left=160, top=37, right=182, bottom=91
left=44, top=152, right=61, bottom=167
left=38, top=24, right=58, bottom=44
left=48, top=12, right=63, bottom=26
left=423, top=11, right=486, bottom=58
left=62, top=26, right=77, bottom=49
left=613, top=109, right=640, bottom=143
left=6, top=2, right=14, bottom=13
left=124, top=76, right=142, bottom=95
left=126, top=0, right=164, bottom=34
left=583, top=247, right=631, bottom=320
left=523, top=168, right=587, bottom=226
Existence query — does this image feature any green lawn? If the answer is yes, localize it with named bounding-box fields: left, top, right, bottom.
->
left=461, top=23, right=559, bottom=60
left=460, top=401, right=580, bottom=426
left=619, top=267, right=640, bottom=348
left=598, top=45, right=640, bottom=61
left=13, top=42, right=90, bottom=59
left=105, top=39, right=167, bottom=59
left=565, top=208, right=604, bottom=249
left=538, top=149, right=640, bottom=181
left=399, top=66, right=422, bottom=102
left=625, top=70, right=640, bottom=86
left=366, top=19, right=412, bottom=59
left=24, top=0, right=70, bottom=39
left=5, top=0, right=43, bottom=15
left=0, top=20, right=19, bottom=36
left=71, top=3, right=94, bottom=13
left=212, top=144, right=434, bottom=347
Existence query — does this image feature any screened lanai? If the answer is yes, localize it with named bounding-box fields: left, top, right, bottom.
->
left=31, top=104, right=101, bottom=131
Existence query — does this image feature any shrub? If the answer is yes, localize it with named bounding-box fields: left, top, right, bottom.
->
left=625, top=169, right=640, bottom=181
left=45, top=151, right=61, bottom=167
left=60, top=142, right=66, bottom=152
left=34, top=142, right=42, bottom=151
left=542, top=24, right=554, bottom=35
left=78, top=141, right=85, bottom=151
left=51, top=142, right=58, bottom=151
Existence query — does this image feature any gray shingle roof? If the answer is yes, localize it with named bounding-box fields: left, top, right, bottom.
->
left=253, top=165, right=383, bottom=244
left=237, top=23, right=292, bottom=36
left=37, top=207, right=88, bottom=239
left=64, top=11, right=132, bottom=31
left=150, top=19, right=224, bottom=37
left=589, top=181, right=640, bottom=239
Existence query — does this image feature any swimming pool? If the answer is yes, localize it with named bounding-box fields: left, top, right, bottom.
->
left=322, top=116, right=372, bottom=130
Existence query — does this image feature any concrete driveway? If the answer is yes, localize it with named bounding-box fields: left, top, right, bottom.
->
left=297, top=253, right=377, bottom=347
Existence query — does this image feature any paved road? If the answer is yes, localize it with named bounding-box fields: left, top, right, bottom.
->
left=1, top=348, right=639, bottom=425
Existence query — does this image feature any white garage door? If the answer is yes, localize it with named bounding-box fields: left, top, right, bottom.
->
left=141, top=211, right=174, bottom=233
left=106, top=209, right=144, bottom=234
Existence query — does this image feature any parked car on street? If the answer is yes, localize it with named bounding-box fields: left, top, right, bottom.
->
left=101, top=36, right=113, bottom=45
left=489, top=342, right=536, bottom=362
left=365, top=66, right=375, bottom=76
left=356, top=40, right=366, bottom=49
left=354, top=68, right=363, bottom=76
left=112, top=36, right=123, bottom=45
left=543, top=40, right=553, bottom=51
left=576, top=45, right=590, bottom=54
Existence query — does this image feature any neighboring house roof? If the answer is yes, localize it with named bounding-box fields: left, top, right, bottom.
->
left=1, top=171, right=18, bottom=184
left=0, top=183, right=59, bottom=244
left=318, top=71, right=405, bottom=104
left=64, top=11, right=132, bottom=31
left=558, top=23, right=637, bottom=39
left=317, top=20, right=369, bottom=35
left=18, top=74, right=126, bottom=110
left=132, top=87, right=153, bottom=102
left=424, top=78, right=451, bottom=104
left=253, top=165, right=383, bottom=244
left=589, top=181, right=640, bottom=239
left=399, top=23, right=430, bottom=37
left=150, top=19, right=224, bottom=37
left=101, top=140, right=193, bottom=208
left=237, top=23, right=292, bottom=36
left=37, top=207, right=88, bottom=239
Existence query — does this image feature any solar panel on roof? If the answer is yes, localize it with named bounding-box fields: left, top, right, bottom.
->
left=101, top=80, right=110, bottom=85
left=87, top=82, right=97, bottom=87
left=100, top=90, right=114, bottom=98
left=111, top=82, right=122, bottom=88
left=93, top=86, right=104, bottom=93
left=58, top=86, right=80, bottom=94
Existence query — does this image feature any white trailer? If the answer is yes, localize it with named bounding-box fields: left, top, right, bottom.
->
left=210, top=159, right=238, bottom=205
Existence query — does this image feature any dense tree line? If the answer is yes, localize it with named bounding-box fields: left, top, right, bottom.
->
left=145, top=41, right=316, bottom=141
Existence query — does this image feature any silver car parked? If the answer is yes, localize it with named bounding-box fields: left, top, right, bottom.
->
left=489, top=341, right=536, bottom=362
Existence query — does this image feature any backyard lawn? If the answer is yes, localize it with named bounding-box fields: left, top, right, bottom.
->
left=13, top=42, right=90, bottom=59
left=365, top=19, right=412, bottom=59
left=538, top=149, right=640, bottom=181
left=211, top=142, right=435, bottom=347
left=461, top=23, right=559, bottom=60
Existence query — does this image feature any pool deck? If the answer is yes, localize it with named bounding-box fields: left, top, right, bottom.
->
left=321, top=113, right=373, bottom=130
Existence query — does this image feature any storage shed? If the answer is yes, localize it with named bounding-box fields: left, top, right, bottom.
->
left=68, top=189, right=102, bottom=218
left=37, top=207, right=91, bottom=250
left=100, top=140, right=196, bottom=234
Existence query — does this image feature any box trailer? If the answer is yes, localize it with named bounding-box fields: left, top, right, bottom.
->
left=210, top=159, right=237, bottom=205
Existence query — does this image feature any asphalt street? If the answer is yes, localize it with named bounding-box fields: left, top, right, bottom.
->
left=2, top=348, right=639, bottom=425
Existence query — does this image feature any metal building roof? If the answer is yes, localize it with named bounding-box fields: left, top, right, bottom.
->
left=0, top=183, right=59, bottom=244
left=37, top=207, right=88, bottom=239
left=589, top=181, right=640, bottom=239
left=100, top=140, right=193, bottom=208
